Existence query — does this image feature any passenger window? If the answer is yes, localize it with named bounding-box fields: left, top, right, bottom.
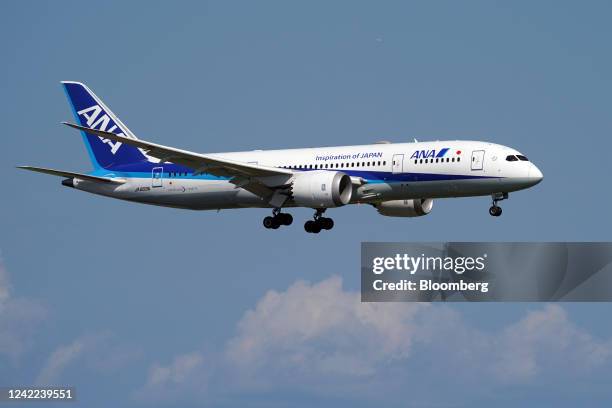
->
left=457, top=157, right=460, bottom=162
left=452, top=158, right=455, bottom=162
left=506, top=155, right=518, bottom=162
left=383, top=161, right=386, bottom=166
left=446, top=158, right=450, bottom=162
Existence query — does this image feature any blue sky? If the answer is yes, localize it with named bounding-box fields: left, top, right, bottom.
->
left=1, top=1, right=612, bottom=407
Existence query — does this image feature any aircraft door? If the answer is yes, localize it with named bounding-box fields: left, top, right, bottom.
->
left=471, top=150, right=485, bottom=171
left=152, top=166, right=163, bottom=187
left=392, top=154, right=404, bottom=174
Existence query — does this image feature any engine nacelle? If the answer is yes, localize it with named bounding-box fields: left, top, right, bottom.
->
left=291, top=171, right=353, bottom=208
left=375, top=199, right=433, bottom=217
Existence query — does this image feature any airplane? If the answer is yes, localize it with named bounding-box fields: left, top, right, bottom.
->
left=19, top=81, right=543, bottom=233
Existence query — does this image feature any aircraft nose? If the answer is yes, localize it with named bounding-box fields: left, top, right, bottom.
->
left=529, top=164, right=543, bottom=184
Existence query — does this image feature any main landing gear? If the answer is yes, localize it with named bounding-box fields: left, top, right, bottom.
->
left=262, top=208, right=334, bottom=233
left=304, top=209, right=334, bottom=234
left=263, top=208, right=293, bottom=229
left=489, top=192, right=508, bottom=217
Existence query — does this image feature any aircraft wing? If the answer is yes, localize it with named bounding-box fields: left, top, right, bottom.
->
left=17, top=165, right=126, bottom=184
left=62, top=122, right=293, bottom=179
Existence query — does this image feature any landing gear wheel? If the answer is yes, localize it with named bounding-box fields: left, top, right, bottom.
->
left=489, top=193, right=507, bottom=217
left=279, top=213, right=293, bottom=226
left=320, top=217, right=334, bottom=230
left=489, top=206, right=502, bottom=217
left=304, top=220, right=316, bottom=233
left=305, top=209, right=333, bottom=233
left=263, top=216, right=279, bottom=229
left=264, top=209, right=293, bottom=229
left=310, top=222, right=321, bottom=233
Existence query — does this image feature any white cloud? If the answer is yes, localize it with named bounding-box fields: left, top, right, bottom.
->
left=136, top=276, right=612, bottom=404
left=493, top=304, right=612, bottom=382
left=226, top=276, right=435, bottom=378
left=148, top=352, right=205, bottom=386
left=225, top=277, right=612, bottom=389
left=133, top=352, right=208, bottom=403
left=0, top=258, right=46, bottom=361
left=36, top=337, right=87, bottom=385
left=36, top=332, right=140, bottom=385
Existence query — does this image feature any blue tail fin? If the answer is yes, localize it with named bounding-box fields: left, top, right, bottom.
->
left=62, top=81, right=149, bottom=170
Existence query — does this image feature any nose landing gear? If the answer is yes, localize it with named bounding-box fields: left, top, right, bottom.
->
left=263, top=208, right=293, bottom=229
left=489, top=192, right=508, bottom=217
left=304, top=209, right=334, bottom=233
left=489, top=205, right=502, bottom=217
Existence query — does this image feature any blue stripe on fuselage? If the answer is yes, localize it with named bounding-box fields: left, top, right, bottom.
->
left=89, top=162, right=496, bottom=183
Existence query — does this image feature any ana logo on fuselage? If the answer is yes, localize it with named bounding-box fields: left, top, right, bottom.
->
left=410, top=148, right=450, bottom=159
left=77, top=105, right=124, bottom=154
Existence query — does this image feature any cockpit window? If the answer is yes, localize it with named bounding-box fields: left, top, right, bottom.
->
left=516, top=155, right=529, bottom=161
left=506, top=155, right=518, bottom=161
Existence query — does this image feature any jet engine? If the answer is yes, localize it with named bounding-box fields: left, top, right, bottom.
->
left=374, top=199, right=433, bottom=217
left=291, top=170, right=353, bottom=208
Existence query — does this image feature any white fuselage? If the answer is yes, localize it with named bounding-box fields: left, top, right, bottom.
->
left=72, top=140, right=543, bottom=210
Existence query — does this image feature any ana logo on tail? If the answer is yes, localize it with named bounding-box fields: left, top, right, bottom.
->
left=77, top=105, right=124, bottom=154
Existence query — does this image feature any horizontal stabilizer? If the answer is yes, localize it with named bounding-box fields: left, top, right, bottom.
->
left=17, top=166, right=125, bottom=184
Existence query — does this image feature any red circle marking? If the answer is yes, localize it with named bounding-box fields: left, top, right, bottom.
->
left=456, top=150, right=462, bottom=155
